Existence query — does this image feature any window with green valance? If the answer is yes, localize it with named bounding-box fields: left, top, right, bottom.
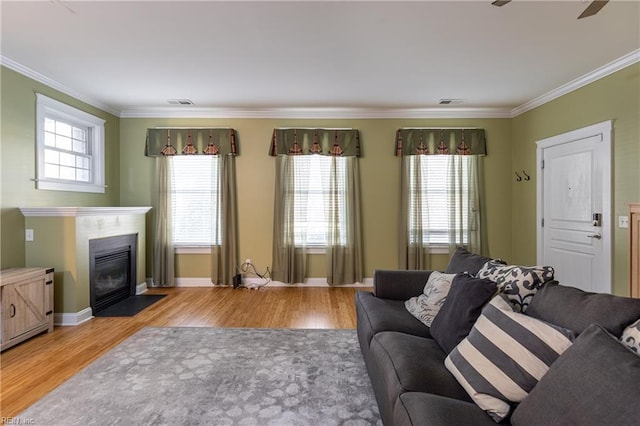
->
left=395, top=128, right=486, bottom=156
left=145, top=128, right=238, bottom=157
left=269, top=128, right=361, bottom=157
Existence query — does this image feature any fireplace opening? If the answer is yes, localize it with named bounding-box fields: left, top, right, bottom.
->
left=89, top=234, right=137, bottom=314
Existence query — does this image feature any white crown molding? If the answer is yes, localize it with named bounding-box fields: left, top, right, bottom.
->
left=19, top=206, right=152, bottom=217
left=0, top=55, right=120, bottom=117
left=119, top=106, right=513, bottom=119
left=511, top=49, right=640, bottom=117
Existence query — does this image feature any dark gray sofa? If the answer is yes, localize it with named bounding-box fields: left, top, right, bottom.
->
left=356, top=268, right=640, bottom=426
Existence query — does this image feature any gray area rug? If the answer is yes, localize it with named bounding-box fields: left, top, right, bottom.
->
left=20, top=327, right=381, bottom=426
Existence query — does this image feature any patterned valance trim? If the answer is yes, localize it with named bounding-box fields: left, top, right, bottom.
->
left=395, top=128, right=486, bottom=156
left=269, top=128, right=361, bottom=157
left=145, top=128, right=238, bottom=157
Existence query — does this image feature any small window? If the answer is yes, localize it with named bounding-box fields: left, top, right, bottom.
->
left=36, top=94, right=105, bottom=193
left=408, top=155, right=472, bottom=247
left=170, top=156, right=221, bottom=246
left=290, top=156, right=347, bottom=247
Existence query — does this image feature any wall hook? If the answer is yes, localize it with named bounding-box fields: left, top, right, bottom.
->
left=522, top=170, right=530, bottom=181
left=515, top=171, right=522, bottom=182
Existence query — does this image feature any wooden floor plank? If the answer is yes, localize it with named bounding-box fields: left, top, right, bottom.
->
left=0, top=286, right=366, bottom=417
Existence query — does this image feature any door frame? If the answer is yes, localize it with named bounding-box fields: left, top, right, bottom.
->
left=536, top=120, right=612, bottom=292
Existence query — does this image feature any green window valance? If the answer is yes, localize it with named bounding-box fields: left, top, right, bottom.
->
left=395, top=128, right=486, bottom=156
left=145, top=128, right=238, bottom=157
left=269, top=128, right=361, bottom=157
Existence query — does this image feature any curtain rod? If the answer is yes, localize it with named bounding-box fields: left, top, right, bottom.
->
left=400, top=127, right=480, bottom=130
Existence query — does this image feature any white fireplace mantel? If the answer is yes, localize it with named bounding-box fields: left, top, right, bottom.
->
left=19, top=206, right=151, bottom=217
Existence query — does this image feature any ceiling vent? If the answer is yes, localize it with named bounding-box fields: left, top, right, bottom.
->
left=438, top=99, right=464, bottom=105
left=167, top=99, right=194, bottom=105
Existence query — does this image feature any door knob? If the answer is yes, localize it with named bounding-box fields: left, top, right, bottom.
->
left=587, top=233, right=602, bottom=240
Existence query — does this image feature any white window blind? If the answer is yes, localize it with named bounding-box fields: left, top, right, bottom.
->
left=408, top=155, right=471, bottom=246
left=170, top=156, right=221, bottom=246
left=290, top=156, right=347, bottom=247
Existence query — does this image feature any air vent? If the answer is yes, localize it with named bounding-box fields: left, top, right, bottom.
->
left=438, top=99, right=464, bottom=105
left=167, top=99, right=194, bottom=105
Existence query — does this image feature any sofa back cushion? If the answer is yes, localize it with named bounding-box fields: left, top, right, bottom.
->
left=430, top=274, right=497, bottom=354
left=510, top=323, right=640, bottom=426
left=526, top=283, right=640, bottom=337
left=445, top=246, right=501, bottom=276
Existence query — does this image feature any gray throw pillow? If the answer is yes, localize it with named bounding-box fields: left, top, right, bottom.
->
left=511, top=323, right=640, bottom=426
left=430, top=274, right=497, bottom=354
left=445, top=246, right=501, bottom=276
left=405, top=271, right=456, bottom=327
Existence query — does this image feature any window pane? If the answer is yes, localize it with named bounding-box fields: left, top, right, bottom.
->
left=56, top=135, right=72, bottom=151
left=72, top=127, right=86, bottom=141
left=59, top=152, right=75, bottom=167
left=44, top=149, right=59, bottom=164
left=56, top=121, right=72, bottom=137
left=77, top=169, right=90, bottom=182
left=60, top=166, right=75, bottom=180
left=73, top=140, right=87, bottom=154
left=44, top=118, right=56, bottom=133
left=44, top=164, right=59, bottom=179
left=45, top=132, right=56, bottom=146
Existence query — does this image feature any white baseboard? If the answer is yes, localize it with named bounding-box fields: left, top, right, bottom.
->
left=54, top=307, right=94, bottom=326
left=136, top=281, right=148, bottom=294
left=145, top=276, right=373, bottom=288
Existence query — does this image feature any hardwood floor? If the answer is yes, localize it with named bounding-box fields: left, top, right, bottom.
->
left=0, top=286, right=367, bottom=418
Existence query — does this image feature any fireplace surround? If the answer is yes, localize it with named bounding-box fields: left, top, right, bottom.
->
left=89, top=234, right=137, bottom=314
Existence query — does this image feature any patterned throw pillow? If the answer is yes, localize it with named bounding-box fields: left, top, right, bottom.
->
left=405, top=271, right=456, bottom=327
left=477, top=261, right=555, bottom=312
left=620, top=318, right=640, bottom=354
left=445, top=294, right=575, bottom=423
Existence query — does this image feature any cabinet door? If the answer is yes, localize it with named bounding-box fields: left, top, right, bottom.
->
left=1, top=277, right=46, bottom=341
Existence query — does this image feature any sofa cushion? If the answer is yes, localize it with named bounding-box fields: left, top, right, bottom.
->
left=430, top=274, right=497, bottom=354
left=405, top=271, right=456, bottom=327
left=445, top=294, right=575, bottom=423
left=445, top=246, right=500, bottom=276
left=477, top=261, right=555, bottom=312
left=356, top=291, right=431, bottom=347
left=620, top=318, right=640, bottom=354
left=526, top=283, right=640, bottom=337
left=510, top=323, right=640, bottom=426
left=394, top=392, right=496, bottom=426
left=369, top=331, right=471, bottom=404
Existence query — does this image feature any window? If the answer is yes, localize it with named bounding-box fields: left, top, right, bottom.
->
left=408, top=155, right=473, bottom=247
left=290, top=156, right=347, bottom=247
left=36, top=94, right=105, bottom=193
left=170, top=156, right=221, bottom=247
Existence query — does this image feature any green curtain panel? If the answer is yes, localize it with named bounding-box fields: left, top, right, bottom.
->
left=269, top=128, right=361, bottom=157
left=395, top=128, right=486, bottom=156
left=145, top=128, right=238, bottom=156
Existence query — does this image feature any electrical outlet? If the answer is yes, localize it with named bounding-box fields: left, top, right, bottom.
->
left=245, top=258, right=251, bottom=265
left=619, top=216, right=629, bottom=229
left=25, top=229, right=34, bottom=241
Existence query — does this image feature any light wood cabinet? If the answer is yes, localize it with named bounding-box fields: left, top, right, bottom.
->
left=630, top=204, right=640, bottom=299
left=0, top=267, right=54, bottom=351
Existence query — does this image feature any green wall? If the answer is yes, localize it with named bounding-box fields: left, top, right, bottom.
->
left=3, top=61, right=638, bottom=306
left=511, top=63, right=640, bottom=296
left=120, top=117, right=513, bottom=280
left=0, top=67, right=121, bottom=268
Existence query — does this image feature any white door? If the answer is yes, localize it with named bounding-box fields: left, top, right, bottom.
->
left=536, top=121, right=612, bottom=293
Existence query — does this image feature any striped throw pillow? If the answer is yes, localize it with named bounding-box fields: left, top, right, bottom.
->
left=445, top=294, right=576, bottom=423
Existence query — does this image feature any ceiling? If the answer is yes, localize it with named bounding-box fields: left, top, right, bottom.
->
left=1, top=0, right=639, bottom=118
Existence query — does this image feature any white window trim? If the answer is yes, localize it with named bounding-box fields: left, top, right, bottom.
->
left=175, top=246, right=212, bottom=255
left=36, top=93, right=106, bottom=193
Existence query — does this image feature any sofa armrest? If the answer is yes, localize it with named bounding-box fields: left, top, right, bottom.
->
left=373, top=269, right=433, bottom=300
